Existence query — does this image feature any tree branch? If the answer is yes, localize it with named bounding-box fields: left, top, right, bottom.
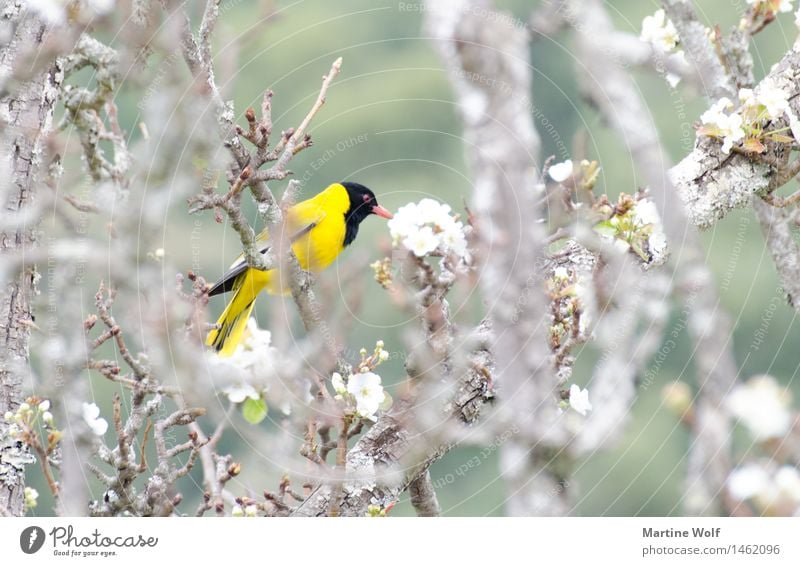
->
left=408, top=471, right=441, bottom=517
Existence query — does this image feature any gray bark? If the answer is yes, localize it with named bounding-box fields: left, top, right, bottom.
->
left=425, top=0, right=568, bottom=515
left=291, top=325, right=494, bottom=516
left=408, top=470, right=441, bottom=516
left=567, top=0, right=739, bottom=513
left=0, top=4, right=60, bottom=516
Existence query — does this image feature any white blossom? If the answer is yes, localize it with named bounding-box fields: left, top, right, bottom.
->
left=568, top=384, right=592, bottom=416
left=231, top=504, right=244, bottom=517
left=739, top=88, right=756, bottom=107
left=727, top=375, right=792, bottom=440
left=38, top=400, right=50, bottom=412
left=741, top=83, right=797, bottom=140
left=42, top=411, right=54, bottom=425
left=404, top=225, right=439, bottom=257
left=665, top=72, right=681, bottom=88
left=728, top=463, right=770, bottom=501
left=640, top=9, right=679, bottom=53
left=206, top=318, right=292, bottom=414
left=244, top=504, right=258, bottom=517
left=548, top=159, right=573, bottom=182
left=223, top=382, right=260, bottom=404
left=347, top=371, right=386, bottom=421
left=553, top=266, right=569, bottom=280
left=776, top=466, right=800, bottom=503
left=81, top=402, right=108, bottom=436
left=417, top=197, right=450, bottom=224
left=755, top=81, right=790, bottom=120
left=387, top=203, right=419, bottom=243
left=27, top=0, right=66, bottom=25
left=700, top=97, right=745, bottom=154
left=440, top=219, right=469, bottom=257
left=388, top=198, right=469, bottom=259
left=728, top=463, right=800, bottom=509
left=221, top=319, right=281, bottom=390
left=241, top=317, right=271, bottom=350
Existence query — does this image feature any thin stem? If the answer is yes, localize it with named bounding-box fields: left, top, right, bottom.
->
left=327, top=414, right=351, bottom=517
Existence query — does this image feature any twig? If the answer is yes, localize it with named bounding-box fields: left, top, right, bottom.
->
left=327, top=414, right=351, bottom=517
left=408, top=471, right=441, bottom=517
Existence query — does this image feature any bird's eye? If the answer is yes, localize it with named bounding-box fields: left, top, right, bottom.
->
left=362, top=194, right=371, bottom=203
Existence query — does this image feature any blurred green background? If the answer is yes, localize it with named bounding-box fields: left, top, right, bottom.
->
left=29, top=0, right=800, bottom=516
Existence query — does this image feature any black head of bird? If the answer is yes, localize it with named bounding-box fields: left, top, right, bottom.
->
left=341, top=181, right=393, bottom=246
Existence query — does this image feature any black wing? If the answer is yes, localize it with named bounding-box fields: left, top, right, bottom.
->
left=207, top=222, right=318, bottom=297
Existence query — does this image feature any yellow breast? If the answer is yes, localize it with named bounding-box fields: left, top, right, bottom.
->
left=288, top=183, right=350, bottom=272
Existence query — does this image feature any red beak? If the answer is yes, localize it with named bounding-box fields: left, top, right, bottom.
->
left=371, top=204, right=394, bottom=219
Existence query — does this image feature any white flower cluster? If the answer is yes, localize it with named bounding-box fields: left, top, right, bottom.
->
left=332, top=370, right=387, bottom=421
left=742, top=82, right=800, bottom=140
left=228, top=317, right=274, bottom=371
left=640, top=9, right=687, bottom=86
left=700, top=97, right=745, bottom=154
left=727, top=375, right=792, bottom=441
left=4, top=399, right=57, bottom=439
left=727, top=462, right=800, bottom=514
left=388, top=198, right=468, bottom=258
left=640, top=9, right=679, bottom=53
left=700, top=83, right=800, bottom=154
left=740, top=85, right=786, bottom=121
left=82, top=402, right=109, bottom=436
left=208, top=318, right=305, bottom=417
left=329, top=342, right=390, bottom=421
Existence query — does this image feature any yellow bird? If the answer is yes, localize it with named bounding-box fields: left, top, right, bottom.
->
left=206, top=182, right=393, bottom=356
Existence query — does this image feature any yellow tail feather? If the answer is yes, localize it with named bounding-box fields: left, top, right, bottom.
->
left=206, top=268, right=271, bottom=356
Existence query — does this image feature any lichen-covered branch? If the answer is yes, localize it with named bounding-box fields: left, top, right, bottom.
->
left=292, top=321, right=494, bottom=516
left=86, top=284, right=210, bottom=517
left=409, top=470, right=442, bottom=517
left=426, top=0, right=570, bottom=515
left=560, top=0, right=741, bottom=513
left=0, top=3, right=62, bottom=517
